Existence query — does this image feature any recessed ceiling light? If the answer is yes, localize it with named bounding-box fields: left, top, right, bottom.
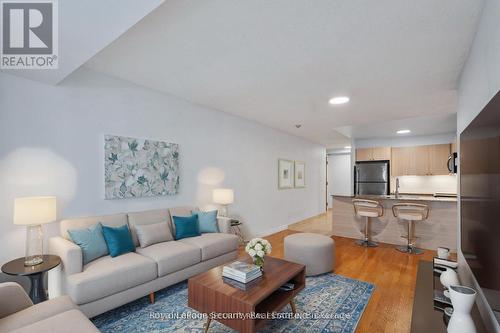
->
left=344, top=146, right=352, bottom=149
left=329, top=96, right=350, bottom=105
left=397, top=129, right=411, bottom=134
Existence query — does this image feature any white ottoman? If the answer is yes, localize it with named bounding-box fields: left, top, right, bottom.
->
left=284, top=233, right=335, bottom=276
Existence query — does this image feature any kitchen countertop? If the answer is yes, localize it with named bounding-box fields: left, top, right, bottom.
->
left=332, top=194, right=457, bottom=202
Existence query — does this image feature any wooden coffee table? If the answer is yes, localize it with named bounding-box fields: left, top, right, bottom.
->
left=188, top=257, right=305, bottom=333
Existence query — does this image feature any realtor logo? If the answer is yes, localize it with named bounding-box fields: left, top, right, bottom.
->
left=1, top=0, right=58, bottom=69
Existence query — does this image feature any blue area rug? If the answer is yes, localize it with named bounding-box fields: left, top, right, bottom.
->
left=92, top=273, right=374, bottom=333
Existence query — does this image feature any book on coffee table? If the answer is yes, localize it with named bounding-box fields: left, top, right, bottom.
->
left=222, top=276, right=262, bottom=291
left=222, top=261, right=262, bottom=283
left=223, top=270, right=262, bottom=283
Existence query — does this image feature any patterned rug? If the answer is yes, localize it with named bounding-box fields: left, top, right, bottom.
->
left=92, top=273, right=374, bottom=333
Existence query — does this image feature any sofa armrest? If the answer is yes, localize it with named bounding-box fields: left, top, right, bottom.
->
left=49, top=237, right=83, bottom=275
left=217, top=216, right=232, bottom=234
left=0, top=282, right=33, bottom=319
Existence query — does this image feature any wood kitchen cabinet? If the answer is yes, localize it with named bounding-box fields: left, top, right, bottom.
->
left=391, top=144, right=451, bottom=176
left=428, top=144, right=451, bottom=175
left=391, top=147, right=414, bottom=176
left=451, top=140, right=457, bottom=153
left=356, top=147, right=391, bottom=161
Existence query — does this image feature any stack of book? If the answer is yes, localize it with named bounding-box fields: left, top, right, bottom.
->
left=222, top=261, right=262, bottom=286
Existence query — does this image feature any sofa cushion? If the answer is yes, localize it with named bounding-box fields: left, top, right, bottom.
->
left=135, top=222, right=173, bottom=248
left=9, top=309, right=100, bottom=333
left=136, top=241, right=201, bottom=277
left=172, top=215, right=201, bottom=240
left=67, top=223, right=109, bottom=265
left=66, top=252, right=156, bottom=304
left=168, top=206, right=196, bottom=234
left=127, top=209, right=172, bottom=246
left=178, top=233, right=239, bottom=261
left=0, top=296, right=76, bottom=332
left=193, top=210, right=219, bottom=233
left=60, top=213, right=128, bottom=241
left=102, top=224, right=135, bottom=257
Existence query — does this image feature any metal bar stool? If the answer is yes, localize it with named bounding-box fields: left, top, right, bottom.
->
left=352, top=199, right=384, bottom=247
left=392, top=203, right=429, bottom=254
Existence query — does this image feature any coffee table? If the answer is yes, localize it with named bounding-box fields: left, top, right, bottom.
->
left=188, top=256, right=305, bottom=333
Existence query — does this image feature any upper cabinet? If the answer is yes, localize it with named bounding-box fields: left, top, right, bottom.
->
left=451, top=140, right=457, bottom=153
left=356, top=147, right=391, bottom=161
left=391, top=144, right=451, bottom=176
left=428, top=144, right=452, bottom=175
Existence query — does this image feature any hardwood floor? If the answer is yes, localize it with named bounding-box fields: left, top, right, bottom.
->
left=288, top=209, right=333, bottom=235
left=239, top=229, right=436, bottom=333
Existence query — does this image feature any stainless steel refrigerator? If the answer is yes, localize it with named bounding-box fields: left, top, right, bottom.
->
left=354, top=161, right=390, bottom=195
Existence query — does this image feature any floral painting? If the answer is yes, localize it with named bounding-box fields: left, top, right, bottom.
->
left=104, top=135, right=179, bottom=199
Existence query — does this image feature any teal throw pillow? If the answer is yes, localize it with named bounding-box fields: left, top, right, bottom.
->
left=172, top=215, right=201, bottom=240
left=102, top=224, right=135, bottom=257
left=68, top=222, right=109, bottom=265
left=192, top=210, right=219, bottom=233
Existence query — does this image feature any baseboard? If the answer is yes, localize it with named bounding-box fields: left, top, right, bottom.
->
left=253, top=224, right=289, bottom=238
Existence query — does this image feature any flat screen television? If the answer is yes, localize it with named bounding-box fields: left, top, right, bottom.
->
left=460, top=90, right=500, bottom=313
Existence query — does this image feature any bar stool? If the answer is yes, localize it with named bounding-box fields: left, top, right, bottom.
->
left=392, top=203, right=429, bottom=254
left=352, top=199, right=384, bottom=247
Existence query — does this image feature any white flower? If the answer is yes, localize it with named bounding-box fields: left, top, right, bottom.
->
left=254, top=243, right=263, bottom=251
left=257, top=250, right=265, bottom=258
left=262, top=239, right=270, bottom=247
left=250, top=239, right=257, bottom=246
left=248, top=249, right=256, bottom=257
left=265, top=245, right=272, bottom=254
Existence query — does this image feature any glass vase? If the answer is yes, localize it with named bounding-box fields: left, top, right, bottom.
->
left=253, top=256, right=264, bottom=271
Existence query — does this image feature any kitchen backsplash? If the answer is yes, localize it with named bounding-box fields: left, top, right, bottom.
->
left=390, top=175, right=457, bottom=195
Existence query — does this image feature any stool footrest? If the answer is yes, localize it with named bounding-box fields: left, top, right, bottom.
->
left=355, top=240, right=379, bottom=247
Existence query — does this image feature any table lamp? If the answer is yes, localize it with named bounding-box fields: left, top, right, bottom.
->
left=14, top=196, right=57, bottom=266
left=213, top=188, right=234, bottom=217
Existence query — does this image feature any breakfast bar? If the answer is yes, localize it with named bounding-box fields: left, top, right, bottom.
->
left=331, top=194, right=457, bottom=250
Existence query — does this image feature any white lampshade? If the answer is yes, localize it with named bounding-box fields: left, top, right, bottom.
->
left=213, top=188, right=234, bottom=205
left=14, top=196, right=57, bottom=225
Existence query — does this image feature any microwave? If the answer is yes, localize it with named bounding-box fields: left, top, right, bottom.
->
left=447, top=152, right=457, bottom=173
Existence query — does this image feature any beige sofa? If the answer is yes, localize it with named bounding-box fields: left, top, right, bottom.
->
left=48, top=206, right=238, bottom=318
left=0, top=282, right=99, bottom=333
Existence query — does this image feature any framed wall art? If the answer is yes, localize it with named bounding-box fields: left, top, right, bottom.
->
left=104, top=135, right=179, bottom=199
left=294, top=161, right=306, bottom=188
left=278, top=159, right=294, bottom=189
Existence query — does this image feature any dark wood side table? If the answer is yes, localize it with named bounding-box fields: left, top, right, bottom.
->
left=1, top=255, right=61, bottom=304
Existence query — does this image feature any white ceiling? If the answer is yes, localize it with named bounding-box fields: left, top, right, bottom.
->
left=86, top=0, right=484, bottom=147
left=0, top=0, right=164, bottom=85
left=336, top=113, right=457, bottom=139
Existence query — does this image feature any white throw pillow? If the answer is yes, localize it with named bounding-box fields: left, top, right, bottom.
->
left=135, top=221, right=173, bottom=248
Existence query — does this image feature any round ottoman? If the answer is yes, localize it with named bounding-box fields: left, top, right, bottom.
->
left=284, top=233, right=335, bottom=276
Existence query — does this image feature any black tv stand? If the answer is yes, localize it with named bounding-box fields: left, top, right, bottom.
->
left=410, top=261, right=486, bottom=332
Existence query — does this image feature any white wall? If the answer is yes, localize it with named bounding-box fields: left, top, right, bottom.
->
left=456, top=0, right=500, bottom=330
left=0, top=68, right=326, bottom=283
left=327, top=153, right=351, bottom=207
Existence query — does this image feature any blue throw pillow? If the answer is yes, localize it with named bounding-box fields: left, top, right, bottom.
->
left=68, top=223, right=109, bottom=265
left=172, top=215, right=201, bottom=240
left=192, top=210, right=219, bottom=233
left=101, top=224, right=135, bottom=257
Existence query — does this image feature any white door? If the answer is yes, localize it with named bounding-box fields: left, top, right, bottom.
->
left=328, top=153, right=351, bottom=207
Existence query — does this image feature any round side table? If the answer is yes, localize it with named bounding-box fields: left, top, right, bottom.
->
left=1, top=255, right=61, bottom=304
